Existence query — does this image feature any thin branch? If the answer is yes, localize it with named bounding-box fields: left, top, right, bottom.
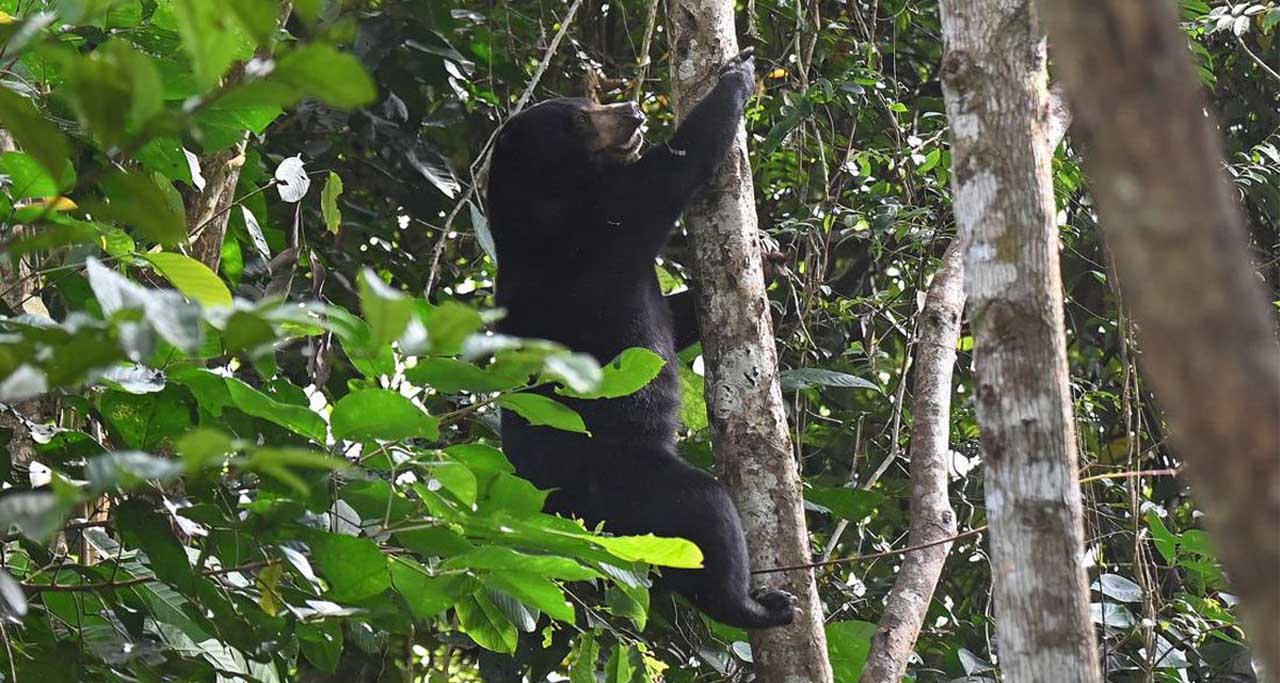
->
left=424, top=0, right=586, bottom=297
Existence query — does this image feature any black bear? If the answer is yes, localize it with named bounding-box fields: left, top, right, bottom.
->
left=486, top=49, right=797, bottom=630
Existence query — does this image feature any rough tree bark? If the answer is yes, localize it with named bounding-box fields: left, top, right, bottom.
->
left=1035, top=0, right=1280, bottom=672
left=860, top=89, right=1070, bottom=683
left=859, top=241, right=964, bottom=683
left=185, top=2, right=292, bottom=272
left=938, top=1, right=1101, bottom=680
left=667, top=2, right=833, bottom=682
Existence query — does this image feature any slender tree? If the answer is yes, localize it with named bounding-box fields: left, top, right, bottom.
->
left=1036, top=0, right=1280, bottom=672
left=860, top=90, right=1070, bottom=682
left=937, top=1, right=1101, bottom=680
left=667, top=1, right=833, bottom=680
left=859, top=241, right=964, bottom=683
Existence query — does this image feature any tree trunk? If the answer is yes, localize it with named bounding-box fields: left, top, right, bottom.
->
left=859, top=241, right=964, bottom=683
left=938, top=1, right=1101, bottom=680
left=667, top=3, right=832, bottom=682
left=185, top=2, right=292, bottom=272
left=1035, top=0, right=1280, bottom=672
left=860, top=90, right=1071, bottom=683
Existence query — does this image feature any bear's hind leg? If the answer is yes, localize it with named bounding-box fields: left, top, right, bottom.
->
left=595, top=457, right=797, bottom=629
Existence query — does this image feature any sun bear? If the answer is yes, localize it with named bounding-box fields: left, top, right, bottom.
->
left=486, top=49, right=796, bottom=629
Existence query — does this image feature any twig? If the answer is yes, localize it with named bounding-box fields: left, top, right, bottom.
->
left=423, top=0, right=586, bottom=297
left=756, top=468, right=1181, bottom=575
left=1235, top=33, right=1280, bottom=85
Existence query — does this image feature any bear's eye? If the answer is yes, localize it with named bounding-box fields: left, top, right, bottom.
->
left=577, top=112, right=591, bottom=127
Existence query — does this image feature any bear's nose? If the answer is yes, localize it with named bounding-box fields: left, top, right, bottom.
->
left=621, top=102, right=645, bottom=125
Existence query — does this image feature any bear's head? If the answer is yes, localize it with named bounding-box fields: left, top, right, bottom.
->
left=492, top=98, right=646, bottom=176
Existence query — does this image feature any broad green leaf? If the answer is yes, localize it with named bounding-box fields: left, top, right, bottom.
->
left=174, top=0, right=253, bottom=89
left=677, top=362, right=708, bottom=431
left=1146, top=511, right=1179, bottom=563
left=779, top=368, right=879, bottom=392
left=606, top=581, right=649, bottom=630
left=63, top=39, right=164, bottom=146
left=0, top=87, right=70, bottom=177
left=193, top=101, right=281, bottom=151
left=144, top=252, right=233, bottom=307
left=298, top=620, right=343, bottom=674
left=804, top=487, right=886, bottom=521
left=488, top=572, right=574, bottom=623
left=226, top=0, right=279, bottom=42
left=559, top=347, right=664, bottom=399
left=321, top=171, right=343, bottom=234
left=569, top=631, right=599, bottom=683
left=0, top=151, right=72, bottom=199
left=444, top=546, right=600, bottom=581
left=826, top=620, right=877, bottom=683
left=426, top=459, right=478, bottom=506
left=85, top=451, right=184, bottom=492
left=456, top=591, right=518, bottom=653
left=591, top=534, right=703, bottom=569
left=389, top=557, right=467, bottom=621
left=222, top=44, right=376, bottom=110
left=95, top=170, right=187, bottom=247
left=406, top=358, right=525, bottom=393
left=497, top=393, right=587, bottom=434
left=0, top=492, right=71, bottom=542
left=543, top=352, right=604, bottom=395
left=420, top=301, right=484, bottom=355
left=309, top=533, right=391, bottom=602
left=358, top=270, right=413, bottom=350
left=116, top=499, right=196, bottom=592
left=225, top=376, right=327, bottom=442
left=331, top=389, right=439, bottom=442
left=1092, top=574, right=1144, bottom=603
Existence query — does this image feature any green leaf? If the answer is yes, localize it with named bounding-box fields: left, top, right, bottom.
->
left=591, top=534, right=703, bottom=569
left=95, top=170, right=187, bottom=247
left=358, top=270, right=413, bottom=350
left=226, top=0, right=279, bottom=42
left=389, top=557, right=466, bottom=621
left=309, top=533, right=391, bottom=602
left=543, top=352, right=604, bottom=395
left=331, top=389, right=439, bottom=442
left=174, top=0, right=254, bottom=90
left=826, top=620, right=877, bottom=683
left=426, top=459, right=478, bottom=506
left=223, top=44, right=376, bottom=110
left=677, top=362, right=708, bottom=431
left=116, top=499, right=196, bottom=592
left=0, top=151, right=72, bottom=199
left=0, top=87, right=70, bottom=177
left=193, top=101, right=281, bottom=151
left=63, top=40, right=164, bottom=146
left=559, top=348, right=664, bottom=399
left=569, top=632, right=600, bottom=683
left=780, top=368, right=879, bottom=392
left=85, top=451, right=184, bottom=492
left=444, top=546, right=600, bottom=581
left=144, top=252, right=233, bottom=307
left=1145, top=511, right=1178, bottom=563
left=606, top=582, right=649, bottom=630
left=487, top=572, right=574, bottom=623
left=804, top=487, right=885, bottom=521
left=225, top=376, right=327, bottom=442
left=497, top=393, right=587, bottom=434
left=0, top=492, right=72, bottom=542
left=297, top=620, right=343, bottom=674
left=321, top=171, right=343, bottom=234
left=456, top=591, right=518, bottom=653
left=420, top=301, right=485, bottom=355
left=406, top=358, right=525, bottom=393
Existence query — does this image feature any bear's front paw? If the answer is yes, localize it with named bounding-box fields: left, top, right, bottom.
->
left=752, top=588, right=799, bottom=625
left=718, top=47, right=755, bottom=82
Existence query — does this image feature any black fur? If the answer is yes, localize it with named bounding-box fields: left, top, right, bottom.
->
left=486, top=51, right=796, bottom=630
